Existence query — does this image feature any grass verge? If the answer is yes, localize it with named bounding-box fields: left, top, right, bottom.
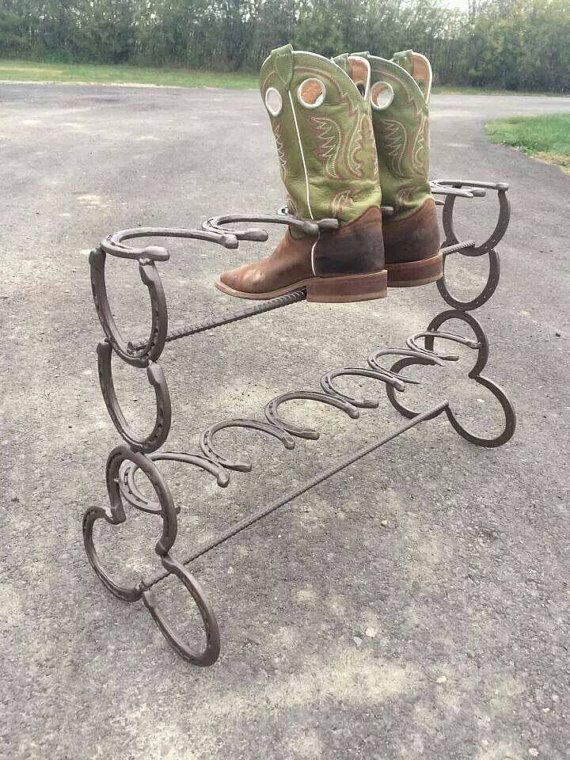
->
left=486, top=113, right=570, bottom=172
left=1, top=59, right=564, bottom=96
left=0, top=59, right=259, bottom=89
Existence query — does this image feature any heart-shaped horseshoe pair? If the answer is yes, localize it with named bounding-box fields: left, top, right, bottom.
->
left=82, top=446, right=177, bottom=601
left=83, top=446, right=220, bottom=665
left=386, top=310, right=516, bottom=447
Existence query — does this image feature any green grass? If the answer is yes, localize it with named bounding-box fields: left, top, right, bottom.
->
left=433, top=84, right=564, bottom=96
left=486, top=113, right=570, bottom=172
left=1, top=59, right=564, bottom=96
left=0, top=59, right=259, bottom=89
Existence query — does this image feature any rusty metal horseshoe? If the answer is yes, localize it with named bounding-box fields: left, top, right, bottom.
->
left=90, top=247, right=168, bottom=367
left=320, top=367, right=405, bottom=408
left=119, top=452, right=230, bottom=514
left=265, top=390, right=359, bottom=439
left=200, top=419, right=295, bottom=472
left=142, top=554, right=220, bottom=666
left=97, top=341, right=171, bottom=453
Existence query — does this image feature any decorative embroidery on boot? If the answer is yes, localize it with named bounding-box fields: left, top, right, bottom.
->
left=330, top=190, right=356, bottom=217
left=272, top=121, right=288, bottom=182
left=379, top=119, right=408, bottom=178
left=411, top=114, right=429, bottom=177
left=311, top=115, right=342, bottom=179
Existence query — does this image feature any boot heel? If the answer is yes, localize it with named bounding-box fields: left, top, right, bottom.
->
left=386, top=252, right=443, bottom=287
left=306, top=270, right=388, bottom=303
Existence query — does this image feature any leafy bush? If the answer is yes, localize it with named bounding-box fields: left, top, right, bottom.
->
left=0, top=0, right=568, bottom=91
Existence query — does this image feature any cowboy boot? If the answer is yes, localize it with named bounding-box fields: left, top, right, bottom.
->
left=216, top=44, right=387, bottom=303
left=338, top=50, right=442, bottom=287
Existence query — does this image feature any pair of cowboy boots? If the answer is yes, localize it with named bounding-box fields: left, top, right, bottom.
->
left=217, top=45, right=441, bottom=303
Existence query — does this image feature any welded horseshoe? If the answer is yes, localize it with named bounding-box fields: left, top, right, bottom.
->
left=142, top=554, right=220, bottom=666
left=200, top=419, right=295, bottom=472
left=83, top=446, right=178, bottom=602
left=437, top=247, right=501, bottom=311
left=368, top=348, right=443, bottom=385
left=97, top=341, right=171, bottom=453
left=424, top=311, right=489, bottom=376
left=320, top=367, right=405, bottom=409
left=119, top=452, right=230, bottom=514
left=265, top=391, right=359, bottom=439
left=90, top=248, right=168, bottom=367
left=441, top=181, right=510, bottom=253
left=385, top=356, right=451, bottom=422
left=203, top=212, right=339, bottom=241
left=102, top=226, right=237, bottom=260
left=406, top=330, right=481, bottom=361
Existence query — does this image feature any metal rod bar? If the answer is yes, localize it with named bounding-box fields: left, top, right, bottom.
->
left=129, top=289, right=307, bottom=351
left=441, top=240, right=476, bottom=256
left=143, top=401, right=449, bottom=589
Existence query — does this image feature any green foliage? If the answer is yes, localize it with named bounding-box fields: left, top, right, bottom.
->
left=486, top=113, right=570, bottom=169
left=0, top=0, right=568, bottom=91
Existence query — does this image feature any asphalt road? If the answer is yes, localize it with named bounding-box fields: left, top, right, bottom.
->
left=0, top=83, right=569, bottom=760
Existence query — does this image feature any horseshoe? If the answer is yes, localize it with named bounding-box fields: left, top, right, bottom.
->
left=142, top=554, right=220, bottom=666
left=119, top=452, right=230, bottom=514
left=90, top=248, right=168, bottom=367
left=265, top=390, right=359, bottom=439
left=97, top=341, right=171, bottom=453
left=200, top=419, right=295, bottom=472
left=320, top=367, right=406, bottom=408
left=83, top=446, right=178, bottom=601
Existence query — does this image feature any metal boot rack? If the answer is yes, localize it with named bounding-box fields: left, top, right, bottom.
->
left=84, top=178, right=516, bottom=666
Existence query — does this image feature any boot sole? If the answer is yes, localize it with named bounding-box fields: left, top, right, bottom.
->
left=386, top=251, right=443, bottom=287
left=216, top=270, right=388, bottom=303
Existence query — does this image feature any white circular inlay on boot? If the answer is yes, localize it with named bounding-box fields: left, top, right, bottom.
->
left=265, top=87, right=283, bottom=117
left=371, top=81, right=394, bottom=110
left=297, top=78, right=326, bottom=109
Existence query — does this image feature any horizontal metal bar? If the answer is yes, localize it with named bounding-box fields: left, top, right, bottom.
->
left=441, top=240, right=476, bottom=256
left=143, top=400, right=449, bottom=589
left=129, top=289, right=307, bottom=351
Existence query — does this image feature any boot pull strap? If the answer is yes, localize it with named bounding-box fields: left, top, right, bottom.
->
left=409, top=52, right=432, bottom=102
left=332, top=53, right=351, bottom=75
left=392, top=49, right=432, bottom=102
left=347, top=55, right=371, bottom=99
left=269, top=43, right=294, bottom=87
left=333, top=53, right=371, bottom=99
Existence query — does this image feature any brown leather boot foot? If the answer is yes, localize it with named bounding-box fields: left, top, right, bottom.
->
left=216, top=208, right=387, bottom=303
left=216, top=231, right=314, bottom=300
left=383, top=200, right=443, bottom=287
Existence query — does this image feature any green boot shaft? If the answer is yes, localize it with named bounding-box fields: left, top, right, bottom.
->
left=362, top=50, right=433, bottom=219
left=260, top=44, right=381, bottom=223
